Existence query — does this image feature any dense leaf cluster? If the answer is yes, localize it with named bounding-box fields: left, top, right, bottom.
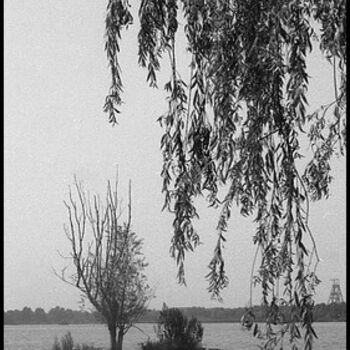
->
left=103, top=1, right=346, bottom=349
left=141, top=304, right=203, bottom=350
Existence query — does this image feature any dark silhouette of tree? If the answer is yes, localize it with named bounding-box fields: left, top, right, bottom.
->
left=48, top=306, right=68, bottom=324
left=141, top=304, right=204, bottom=350
left=58, top=177, right=152, bottom=350
left=157, top=304, right=204, bottom=348
left=21, top=307, right=34, bottom=324
left=34, top=307, right=48, bottom=324
left=103, top=1, right=346, bottom=349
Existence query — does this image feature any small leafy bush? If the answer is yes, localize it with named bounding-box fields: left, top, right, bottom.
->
left=140, top=304, right=203, bottom=350
left=52, top=337, right=61, bottom=350
left=61, top=332, right=74, bottom=350
left=51, top=332, right=102, bottom=350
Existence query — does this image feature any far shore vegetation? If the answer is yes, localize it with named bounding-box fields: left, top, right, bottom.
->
left=4, top=302, right=346, bottom=325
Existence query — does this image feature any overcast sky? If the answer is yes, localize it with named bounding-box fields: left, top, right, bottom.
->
left=4, top=0, right=346, bottom=312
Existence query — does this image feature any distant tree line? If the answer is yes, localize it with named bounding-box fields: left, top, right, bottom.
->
left=4, top=306, right=101, bottom=325
left=4, top=303, right=346, bottom=325
left=175, top=303, right=347, bottom=323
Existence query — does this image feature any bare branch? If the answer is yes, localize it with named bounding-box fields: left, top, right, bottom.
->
left=57, top=175, right=151, bottom=350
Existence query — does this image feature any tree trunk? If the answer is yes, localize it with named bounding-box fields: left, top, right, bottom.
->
left=108, top=325, right=117, bottom=350
left=116, top=328, right=124, bottom=350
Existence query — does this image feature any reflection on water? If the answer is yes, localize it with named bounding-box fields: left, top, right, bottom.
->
left=4, top=322, right=346, bottom=350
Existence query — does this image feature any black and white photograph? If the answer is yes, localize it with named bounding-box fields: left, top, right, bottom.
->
left=4, top=1, right=346, bottom=349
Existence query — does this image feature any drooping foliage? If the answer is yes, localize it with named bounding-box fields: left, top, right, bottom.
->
left=103, top=1, right=346, bottom=349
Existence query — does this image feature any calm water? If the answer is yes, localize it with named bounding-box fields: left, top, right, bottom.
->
left=4, top=322, right=346, bottom=350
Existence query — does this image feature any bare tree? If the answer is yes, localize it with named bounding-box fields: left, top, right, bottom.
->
left=58, top=176, right=152, bottom=350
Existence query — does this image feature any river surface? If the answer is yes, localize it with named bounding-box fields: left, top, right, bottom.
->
left=4, top=322, right=346, bottom=350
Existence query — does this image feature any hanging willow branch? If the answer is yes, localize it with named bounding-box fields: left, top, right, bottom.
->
left=104, top=1, right=346, bottom=349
